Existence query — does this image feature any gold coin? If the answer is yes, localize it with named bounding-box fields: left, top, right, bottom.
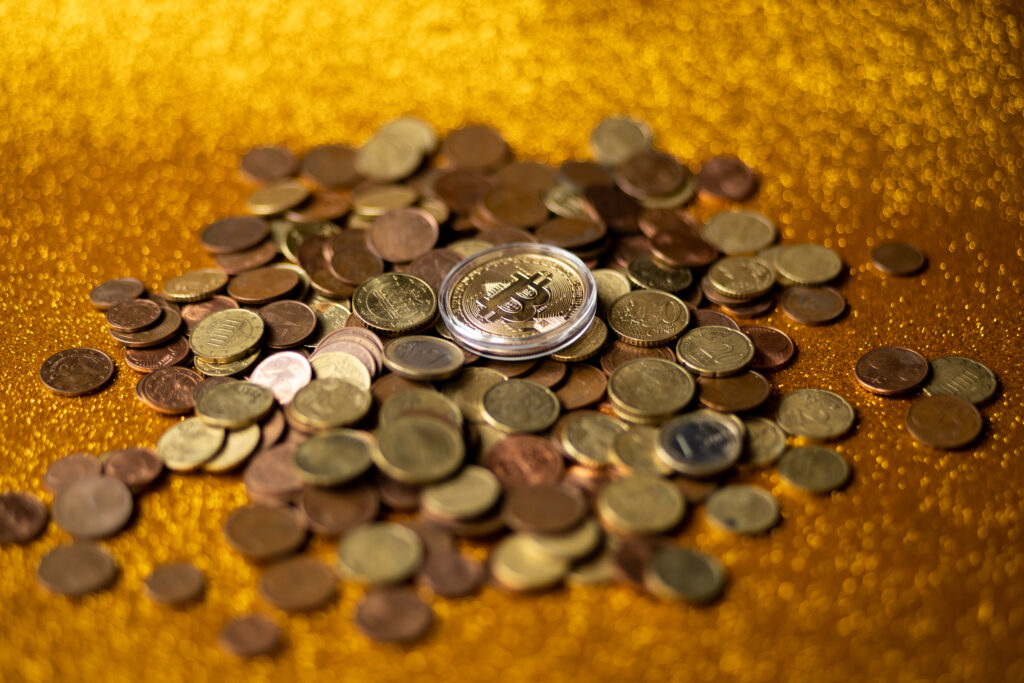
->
left=611, top=425, right=675, bottom=476
left=523, top=518, right=603, bottom=562
left=447, top=238, right=494, bottom=259
left=706, top=256, right=774, bottom=299
left=549, top=318, right=607, bottom=363
left=352, top=273, right=437, bottom=334
left=481, top=379, right=561, bottom=433
left=156, top=418, right=225, bottom=471
left=194, top=350, right=260, bottom=377
left=374, top=415, right=465, bottom=484
left=922, top=356, right=998, bottom=405
left=608, top=357, right=695, bottom=419
left=591, top=268, right=632, bottom=317
left=439, top=367, right=506, bottom=423
left=421, top=466, right=501, bottom=521
left=643, top=546, right=726, bottom=603
left=700, top=210, right=776, bottom=255
left=743, top=417, right=787, bottom=467
left=608, top=290, right=689, bottom=347
left=775, top=388, right=855, bottom=440
left=246, top=179, right=310, bottom=215
left=190, top=309, right=265, bottom=363
left=336, top=522, right=424, bottom=584
left=294, top=430, right=376, bottom=486
left=626, top=256, right=693, bottom=293
left=556, top=411, right=625, bottom=467
left=310, top=351, right=372, bottom=389
left=379, top=388, right=463, bottom=427
left=675, top=326, right=754, bottom=377
left=288, top=378, right=372, bottom=431
left=705, top=485, right=780, bottom=535
left=195, top=381, right=274, bottom=429
left=596, top=475, right=685, bottom=535
left=490, top=534, right=569, bottom=591
left=202, top=424, right=262, bottom=473
left=778, top=446, right=851, bottom=493
left=382, top=336, right=464, bottom=381
left=163, top=269, right=229, bottom=303
left=775, top=243, right=843, bottom=285
left=589, top=116, right=653, bottom=166
left=566, top=541, right=617, bottom=585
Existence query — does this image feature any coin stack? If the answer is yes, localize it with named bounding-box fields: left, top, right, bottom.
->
left=15, top=116, right=997, bottom=655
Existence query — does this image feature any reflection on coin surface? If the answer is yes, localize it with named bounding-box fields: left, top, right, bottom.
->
left=656, top=410, right=745, bottom=477
left=922, top=356, right=997, bottom=405
left=778, top=446, right=851, bottom=493
left=776, top=388, right=855, bottom=440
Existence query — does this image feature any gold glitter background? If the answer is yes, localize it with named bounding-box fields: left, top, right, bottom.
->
left=1, top=1, right=1023, bottom=680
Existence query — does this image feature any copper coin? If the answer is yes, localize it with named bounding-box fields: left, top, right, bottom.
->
left=0, top=492, right=48, bottom=544
left=124, top=336, right=191, bottom=373
left=480, top=358, right=538, bottom=378
left=37, top=543, right=118, bottom=596
left=407, top=249, right=464, bottom=293
left=40, top=348, right=115, bottom=396
left=43, top=453, right=103, bottom=494
left=354, top=588, right=434, bottom=643
left=673, top=476, right=722, bottom=504
left=562, top=464, right=611, bottom=502
left=241, top=146, right=298, bottom=183
left=520, top=359, right=568, bottom=388
left=479, top=186, right=549, bottom=228
left=374, top=472, right=422, bottom=512
left=433, top=507, right=506, bottom=538
left=259, top=556, right=337, bottom=612
left=719, top=296, right=774, bottom=318
left=871, top=241, right=926, bottom=276
left=404, top=520, right=456, bottom=558
left=181, top=295, right=239, bottom=334
left=223, top=505, right=306, bottom=562
left=243, top=445, right=304, bottom=504
left=855, top=346, right=929, bottom=395
left=598, top=341, right=677, bottom=375
left=535, top=217, right=606, bottom=249
left=371, top=374, right=432, bottom=405
left=299, top=482, right=380, bottom=536
left=324, top=229, right=371, bottom=259
left=109, top=309, right=183, bottom=348
left=476, top=226, right=537, bottom=245
left=147, top=293, right=181, bottom=314
left=200, top=216, right=271, bottom=254
left=193, top=376, right=238, bottom=403
left=219, top=614, right=283, bottom=658
left=906, top=394, right=983, bottom=450
left=259, top=409, right=287, bottom=451
left=503, top=483, right=586, bottom=534
left=493, top=160, right=558, bottom=196
left=780, top=286, right=846, bottom=325
left=441, top=125, right=508, bottom=171
left=370, top=208, right=439, bottom=263
left=105, top=299, right=162, bottom=333
left=584, top=185, right=642, bottom=235
left=135, top=366, right=202, bottom=414
left=144, top=562, right=206, bottom=606
left=698, top=156, right=759, bottom=201
left=309, top=263, right=356, bottom=300
left=418, top=551, right=485, bottom=598
left=693, top=309, right=740, bottom=331
left=609, top=234, right=652, bottom=269
left=697, top=371, right=772, bottom=412
left=301, top=144, right=361, bottom=188
left=228, top=267, right=300, bottom=305
left=258, top=300, right=316, bottom=349
left=329, top=248, right=384, bottom=286
left=102, top=447, right=164, bottom=491
left=614, top=150, right=687, bottom=199
left=433, top=169, right=494, bottom=214
left=648, top=223, right=718, bottom=268
left=285, top=191, right=352, bottom=222
left=554, top=364, right=608, bottom=409
left=52, top=475, right=133, bottom=539
left=612, top=537, right=662, bottom=585
left=700, top=275, right=754, bottom=306
left=559, top=160, right=614, bottom=191
left=741, top=325, right=795, bottom=370
left=215, top=240, right=279, bottom=274
left=484, top=435, right=565, bottom=488
left=89, top=277, right=145, bottom=310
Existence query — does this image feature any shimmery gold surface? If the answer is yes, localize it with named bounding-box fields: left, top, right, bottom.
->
left=1, top=1, right=1023, bottom=680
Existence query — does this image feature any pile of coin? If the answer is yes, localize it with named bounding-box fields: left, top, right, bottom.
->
left=15, top=116, right=998, bottom=655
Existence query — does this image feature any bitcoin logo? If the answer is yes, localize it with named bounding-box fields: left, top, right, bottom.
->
left=477, top=271, right=552, bottom=323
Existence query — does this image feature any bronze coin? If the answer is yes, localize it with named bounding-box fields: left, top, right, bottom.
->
left=441, top=125, right=508, bottom=171
left=258, top=300, right=317, bottom=349
left=741, top=325, right=795, bottom=370
left=503, top=483, right=586, bottom=534
left=329, top=248, right=384, bottom=286
left=554, top=364, right=608, bottom=409
left=698, top=155, right=759, bottom=201
left=214, top=240, right=279, bottom=275
left=0, top=492, right=48, bottom=544
left=484, top=435, right=565, bottom=488
left=223, top=505, right=306, bottom=562
left=259, top=556, right=337, bottom=612
left=228, top=267, right=301, bottom=305
left=479, top=186, right=549, bottom=228
left=418, top=551, right=485, bottom=598
left=147, top=293, right=181, bottom=314
left=370, top=208, right=439, bottom=263
left=906, top=394, right=983, bottom=450
left=598, top=341, right=676, bottom=375
left=559, top=160, right=614, bottom=191
left=89, top=277, right=145, bottom=310
left=870, top=241, right=926, bottom=276
left=520, top=359, right=568, bottom=389
left=779, top=286, right=846, bottom=325
left=493, top=160, right=558, bottom=196
left=584, top=185, right=642, bottom=235
left=40, top=348, right=115, bottom=396
left=649, top=225, right=718, bottom=269
left=285, top=191, right=352, bottom=222
left=243, top=445, right=304, bottom=504
left=241, top=145, right=298, bottom=183
left=181, top=295, right=239, bottom=334
left=301, top=144, right=361, bottom=188
left=433, top=169, right=494, bottom=214
left=200, top=216, right=271, bottom=254
left=193, top=376, right=238, bottom=403
left=697, top=371, right=772, bottom=412
left=614, top=150, right=687, bottom=199
left=43, top=453, right=103, bottom=494
left=371, top=374, right=433, bottom=405
left=700, top=275, right=754, bottom=306
left=309, top=263, right=356, bottom=300
left=106, top=298, right=162, bottom=333
left=480, top=358, right=538, bottom=378
left=719, top=296, right=774, bottom=318
left=37, top=543, right=119, bottom=596
left=324, top=229, right=371, bottom=259
left=855, top=346, right=929, bottom=396
left=52, top=475, right=133, bottom=540
left=638, top=208, right=694, bottom=238
left=562, top=464, right=611, bottom=502
left=609, top=234, right=653, bottom=269
left=109, top=309, right=183, bottom=348
left=432, top=506, right=506, bottom=538
left=144, top=562, right=206, bottom=606
left=673, top=476, right=722, bottom=504
left=219, top=614, right=282, bottom=658
left=611, top=537, right=663, bottom=585
left=693, top=309, right=740, bottom=331
left=124, top=336, right=191, bottom=373
left=374, top=471, right=422, bottom=512
left=299, top=482, right=380, bottom=536
left=259, top=408, right=287, bottom=451
left=535, top=217, right=606, bottom=250
left=135, top=366, right=203, bottom=414
left=354, top=588, right=434, bottom=643
left=102, top=447, right=164, bottom=491
left=407, top=249, right=464, bottom=293
left=404, top=520, right=456, bottom=558
left=475, top=226, right=537, bottom=245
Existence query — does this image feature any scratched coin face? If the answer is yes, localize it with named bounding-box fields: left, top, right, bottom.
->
left=438, top=244, right=597, bottom=359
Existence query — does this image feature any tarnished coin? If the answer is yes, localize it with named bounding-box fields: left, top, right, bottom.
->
left=0, top=492, right=48, bottom=544
left=258, top=300, right=316, bottom=348
left=440, top=366, right=506, bottom=423
left=249, top=351, right=312, bottom=405
left=219, top=615, right=282, bottom=659
left=700, top=210, right=776, bottom=255
left=643, top=546, right=726, bottom=603
left=337, top=522, right=424, bottom=584
left=294, top=430, right=375, bottom=486
left=656, top=410, right=745, bottom=477
left=37, top=544, right=118, bottom=596
left=780, top=286, right=846, bottom=325
left=123, top=337, right=191, bottom=374
left=484, top=435, right=565, bottom=488
left=301, top=143, right=361, bottom=188
left=694, top=309, right=740, bottom=331
left=259, top=556, right=337, bottom=612
left=614, top=150, right=687, bottom=200
left=421, top=466, right=502, bottom=521
left=109, top=308, right=183, bottom=349
left=705, top=485, right=780, bottom=535
left=418, top=551, right=486, bottom=598
left=597, top=475, right=685, bottom=535
left=145, top=563, right=206, bottom=606
left=554, top=364, right=607, bottom=410
left=589, top=117, right=653, bottom=167
left=247, top=180, right=310, bottom=215
left=870, top=241, right=926, bottom=276
left=224, top=505, right=306, bottom=562
left=354, top=588, right=434, bottom=643
left=707, top=256, right=774, bottom=299
left=309, top=352, right=372, bottom=389
left=190, top=309, right=265, bottom=362
left=697, top=371, right=771, bottom=413
left=242, top=444, right=303, bottom=502
left=106, top=298, right=162, bottom=333
left=482, top=379, right=561, bottom=433
left=519, top=358, right=568, bottom=388
left=778, top=446, right=851, bottom=493
left=228, top=267, right=301, bottom=305
left=549, top=318, right=607, bottom=363
left=135, top=366, right=202, bottom=414
left=699, top=156, right=758, bottom=201
left=906, top=394, right=983, bottom=450
left=181, top=296, right=239, bottom=334
left=608, top=358, right=694, bottom=420
left=743, top=417, right=788, bottom=467
left=608, top=290, right=690, bottom=347
left=611, top=425, right=674, bottom=476
left=196, top=381, right=274, bottom=429
left=490, top=534, right=569, bottom=591
left=370, top=208, right=440, bottom=263
left=556, top=411, right=625, bottom=467
left=156, top=417, right=225, bottom=471
left=43, top=453, right=104, bottom=494
left=215, top=240, right=279, bottom=274
left=200, top=216, right=271, bottom=254
left=741, top=325, right=795, bottom=371
left=40, top=348, right=115, bottom=396
left=353, top=273, right=437, bottom=334
left=163, top=269, right=229, bottom=303
left=675, top=326, right=754, bottom=377
left=626, top=256, right=693, bottom=293
left=503, top=484, right=586, bottom=534
left=53, top=475, right=133, bottom=539
left=922, top=356, right=997, bottom=405
left=89, top=277, right=145, bottom=310
left=599, top=341, right=676, bottom=375
left=287, top=378, right=372, bottom=431
left=241, top=145, right=298, bottom=183
left=776, top=244, right=843, bottom=285
left=382, top=336, right=463, bottom=381
left=374, top=414, right=464, bottom=484
left=299, top=482, right=380, bottom=537
left=855, top=346, right=929, bottom=395
left=776, top=388, right=855, bottom=440
left=201, top=423, right=261, bottom=473
left=442, top=124, right=508, bottom=171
